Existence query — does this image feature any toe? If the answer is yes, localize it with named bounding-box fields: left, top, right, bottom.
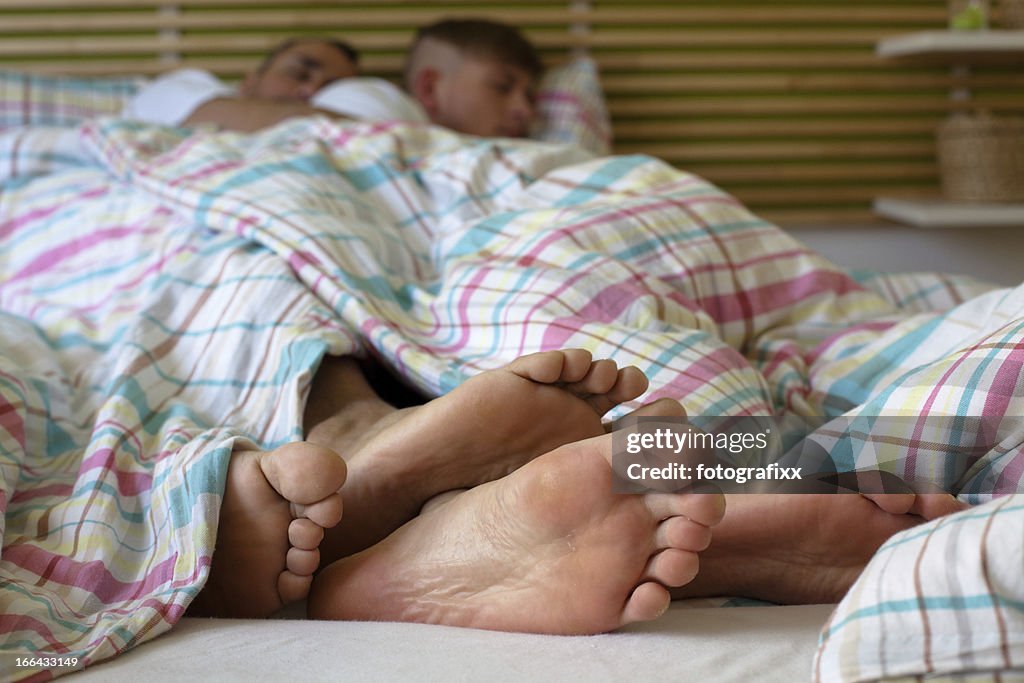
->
left=655, top=516, right=713, bottom=551
left=862, top=492, right=916, bottom=515
left=642, top=548, right=700, bottom=587
left=292, top=493, right=344, bottom=528
left=571, top=359, right=620, bottom=396
left=604, top=366, right=649, bottom=404
left=557, top=349, right=596, bottom=382
left=286, top=547, right=321, bottom=576
left=278, top=571, right=314, bottom=604
left=507, top=349, right=591, bottom=384
left=608, top=398, right=685, bottom=432
left=620, top=582, right=671, bottom=625
left=289, top=518, right=325, bottom=550
left=644, top=491, right=726, bottom=527
left=260, top=442, right=347, bottom=505
left=910, top=493, right=969, bottom=520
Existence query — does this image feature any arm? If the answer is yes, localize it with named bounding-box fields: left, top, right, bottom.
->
left=182, top=97, right=350, bottom=132
left=123, top=69, right=349, bottom=132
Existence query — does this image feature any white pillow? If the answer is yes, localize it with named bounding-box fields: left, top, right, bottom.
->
left=814, top=495, right=1024, bottom=681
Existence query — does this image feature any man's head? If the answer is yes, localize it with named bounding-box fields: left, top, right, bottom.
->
left=240, top=37, right=360, bottom=102
left=404, top=19, right=543, bottom=138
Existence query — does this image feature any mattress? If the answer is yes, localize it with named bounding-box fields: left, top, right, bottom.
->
left=75, top=603, right=833, bottom=682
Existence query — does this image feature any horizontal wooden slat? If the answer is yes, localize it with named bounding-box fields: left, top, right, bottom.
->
left=594, top=52, right=891, bottom=71
left=687, top=162, right=937, bottom=183
left=608, top=95, right=1024, bottom=116
left=0, top=0, right=536, bottom=6
left=614, top=119, right=941, bottom=138
left=758, top=208, right=883, bottom=225
left=603, top=72, right=1024, bottom=93
left=0, top=30, right=579, bottom=56
left=587, top=7, right=944, bottom=24
left=0, top=5, right=946, bottom=33
left=0, top=8, right=581, bottom=33
left=616, top=140, right=934, bottom=161
left=586, top=29, right=917, bottom=49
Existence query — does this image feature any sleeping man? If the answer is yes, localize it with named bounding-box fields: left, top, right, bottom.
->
left=122, top=36, right=426, bottom=132
left=402, top=18, right=543, bottom=139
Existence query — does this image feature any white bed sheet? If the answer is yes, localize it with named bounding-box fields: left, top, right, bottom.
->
left=76, top=603, right=833, bottom=682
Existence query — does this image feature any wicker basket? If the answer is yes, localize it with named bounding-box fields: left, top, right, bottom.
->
left=937, top=113, right=1024, bottom=202
left=996, top=0, right=1024, bottom=27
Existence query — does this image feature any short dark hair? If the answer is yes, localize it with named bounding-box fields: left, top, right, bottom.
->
left=259, top=37, right=360, bottom=72
left=408, top=18, right=543, bottom=79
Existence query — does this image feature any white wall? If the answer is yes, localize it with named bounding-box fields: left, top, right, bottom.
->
left=787, top=225, right=1024, bottom=286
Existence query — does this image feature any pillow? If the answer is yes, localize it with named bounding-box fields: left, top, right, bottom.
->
left=530, top=56, right=612, bottom=156
left=813, top=495, right=1024, bottom=682
left=0, top=71, right=142, bottom=129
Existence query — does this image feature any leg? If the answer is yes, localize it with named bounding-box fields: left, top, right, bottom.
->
left=187, top=441, right=346, bottom=618
left=310, top=349, right=662, bottom=558
left=671, top=492, right=966, bottom=604
left=307, top=432, right=726, bottom=635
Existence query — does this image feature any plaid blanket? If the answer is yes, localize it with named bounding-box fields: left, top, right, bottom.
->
left=815, top=495, right=1024, bottom=681
left=1, top=117, right=1022, bottom=678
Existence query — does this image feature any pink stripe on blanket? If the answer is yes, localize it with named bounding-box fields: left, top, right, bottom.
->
left=0, top=613, right=66, bottom=651
left=699, top=270, right=863, bottom=324
left=905, top=337, right=1024, bottom=478
left=540, top=280, right=651, bottom=349
left=0, top=187, right=109, bottom=241
left=3, top=226, right=141, bottom=285
left=427, top=267, right=491, bottom=351
left=3, top=545, right=179, bottom=604
left=76, top=448, right=153, bottom=497
left=0, top=396, right=26, bottom=449
left=10, top=483, right=75, bottom=504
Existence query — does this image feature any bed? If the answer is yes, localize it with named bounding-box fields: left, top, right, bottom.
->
left=2, top=6, right=1024, bottom=683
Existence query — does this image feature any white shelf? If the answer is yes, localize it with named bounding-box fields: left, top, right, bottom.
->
left=874, top=198, right=1024, bottom=228
left=876, top=30, right=1024, bottom=63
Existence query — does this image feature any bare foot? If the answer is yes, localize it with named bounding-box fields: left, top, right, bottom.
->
left=308, top=432, right=725, bottom=635
left=187, top=442, right=346, bottom=618
left=315, top=349, right=659, bottom=557
left=672, top=491, right=967, bottom=604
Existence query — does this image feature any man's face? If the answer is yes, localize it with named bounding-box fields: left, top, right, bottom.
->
left=243, top=41, right=358, bottom=101
left=432, top=58, right=537, bottom=138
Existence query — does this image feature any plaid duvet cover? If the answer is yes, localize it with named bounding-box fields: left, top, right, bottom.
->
left=0, top=118, right=1021, bottom=679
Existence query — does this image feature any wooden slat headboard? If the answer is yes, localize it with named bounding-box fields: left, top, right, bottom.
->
left=3, top=0, right=1023, bottom=226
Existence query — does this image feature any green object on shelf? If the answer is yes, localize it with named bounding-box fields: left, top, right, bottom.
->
left=951, top=3, right=987, bottom=29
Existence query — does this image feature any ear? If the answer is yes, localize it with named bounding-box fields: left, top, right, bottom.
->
left=410, top=67, right=441, bottom=117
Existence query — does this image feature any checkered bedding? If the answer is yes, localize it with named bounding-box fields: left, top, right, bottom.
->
left=1, top=117, right=1021, bottom=679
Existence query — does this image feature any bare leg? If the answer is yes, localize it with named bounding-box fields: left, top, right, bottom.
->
left=308, top=349, right=661, bottom=558
left=308, top=432, right=726, bottom=635
left=187, top=442, right=346, bottom=618
left=671, top=492, right=967, bottom=604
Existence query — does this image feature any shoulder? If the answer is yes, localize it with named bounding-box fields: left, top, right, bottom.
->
left=149, top=68, right=227, bottom=88
left=123, top=68, right=235, bottom=126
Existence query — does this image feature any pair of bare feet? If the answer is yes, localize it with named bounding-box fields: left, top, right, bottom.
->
left=188, top=350, right=967, bottom=634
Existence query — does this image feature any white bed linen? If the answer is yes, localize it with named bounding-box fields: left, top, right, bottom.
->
left=76, top=603, right=833, bottom=682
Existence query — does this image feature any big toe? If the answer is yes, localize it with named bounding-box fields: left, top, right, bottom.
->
left=621, top=582, right=672, bottom=625
left=259, top=442, right=347, bottom=505
left=911, top=493, right=969, bottom=520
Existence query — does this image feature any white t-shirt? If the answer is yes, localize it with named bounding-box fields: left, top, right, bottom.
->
left=122, top=68, right=427, bottom=127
